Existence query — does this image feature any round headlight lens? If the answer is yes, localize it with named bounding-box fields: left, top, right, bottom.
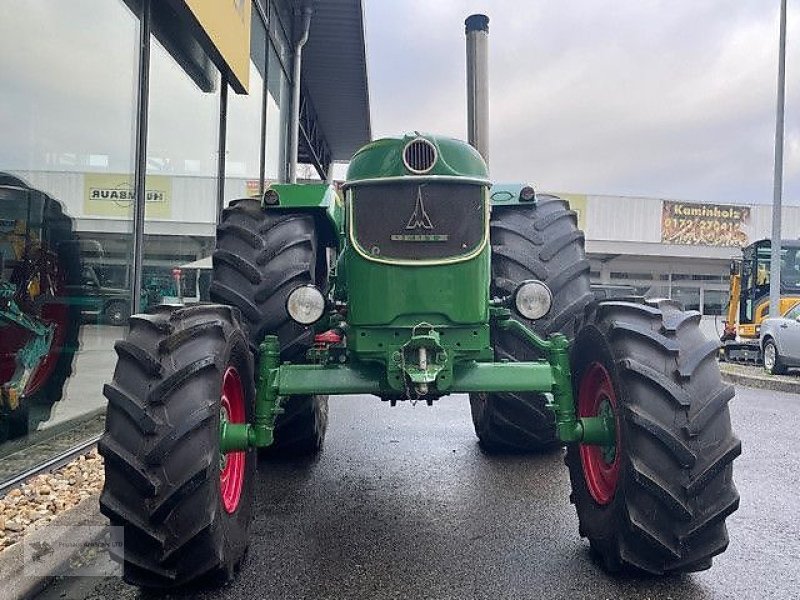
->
left=514, top=280, right=552, bottom=320
left=263, top=189, right=280, bottom=205
left=519, top=185, right=536, bottom=202
left=286, top=285, right=325, bottom=325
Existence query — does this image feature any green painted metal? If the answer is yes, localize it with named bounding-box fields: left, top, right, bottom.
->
left=495, top=312, right=615, bottom=447
left=219, top=337, right=285, bottom=453
left=342, top=248, right=491, bottom=327
left=262, top=183, right=344, bottom=247
left=345, top=134, right=489, bottom=183
left=219, top=317, right=615, bottom=453
left=263, top=183, right=334, bottom=209
left=216, top=134, right=617, bottom=455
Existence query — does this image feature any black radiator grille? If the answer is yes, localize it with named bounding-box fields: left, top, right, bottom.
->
left=351, top=182, right=485, bottom=261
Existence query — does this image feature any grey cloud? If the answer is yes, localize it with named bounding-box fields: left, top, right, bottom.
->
left=365, top=1, right=800, bottom=204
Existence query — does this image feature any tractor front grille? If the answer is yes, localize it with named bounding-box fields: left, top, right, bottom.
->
left=403, top=139, right=437, bottom=174
left=351, top=182, right=486, bottom=261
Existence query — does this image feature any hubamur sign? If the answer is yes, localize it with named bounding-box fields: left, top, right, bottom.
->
left=83, top=173, right=171, bottom=218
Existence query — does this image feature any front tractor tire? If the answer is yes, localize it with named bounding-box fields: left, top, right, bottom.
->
left=567, top=300, right=740, bottom=574
left=470, top=195, right=594, bottom=451
left=210, top=198, right=328, bottom=456
left=99, top=305, right=256, bottom=589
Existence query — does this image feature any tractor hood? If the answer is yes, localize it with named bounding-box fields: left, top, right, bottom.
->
left=345, top=134, right=489, bottom=185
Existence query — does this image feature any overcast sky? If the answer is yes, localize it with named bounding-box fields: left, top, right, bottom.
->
left=362, top=1, right=800, bottom=204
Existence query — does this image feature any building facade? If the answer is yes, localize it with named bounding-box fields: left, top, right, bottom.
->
left=0, top=0, right=370, bottom=486
left=555, top=192, right=800, bottom=319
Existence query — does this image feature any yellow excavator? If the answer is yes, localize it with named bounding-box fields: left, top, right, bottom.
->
left=721, top=238, right=800, bottom=361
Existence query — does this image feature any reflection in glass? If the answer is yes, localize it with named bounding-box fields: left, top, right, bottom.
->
left=143, top=38, right=219, bottom=312
left=265, top=46, right=290, bottom=182
left=0, top=0, right=136, bottom=472
left=225, top=61, right=265, bottom=205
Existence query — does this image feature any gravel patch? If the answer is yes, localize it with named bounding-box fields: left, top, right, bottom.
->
left=0, top=449, right=103, bottom=552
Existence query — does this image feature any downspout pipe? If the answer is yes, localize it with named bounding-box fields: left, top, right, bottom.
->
left=465, top=14, right=489, bottom=167
left=289, top=6, right=313, bottom=183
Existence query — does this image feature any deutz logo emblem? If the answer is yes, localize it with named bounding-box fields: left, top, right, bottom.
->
left=390, top=186, right=448, bottom=242
left=406, top=186, right=434, bottom=230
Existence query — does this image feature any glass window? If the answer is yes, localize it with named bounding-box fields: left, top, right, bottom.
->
left=784, top=304, right=800, bottom=321
left=703, top=290, right=729, bottom=317
left=265, top=45, right=290, bottom=182
left=225, top=62, right=265, bottom=204
left=672, top=286, right=701, bottom=312
left=224, top=9, right=267, bottom=205
left=143, top=37, right=219, bottom=308
left=0, top=0, right=138, bottom=481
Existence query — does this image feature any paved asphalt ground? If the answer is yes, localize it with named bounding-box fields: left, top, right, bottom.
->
left=36, top=385, right=800, bottom=600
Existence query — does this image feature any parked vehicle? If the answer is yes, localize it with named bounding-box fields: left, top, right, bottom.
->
left=722, top=238, right=800, bottom=362
left=760, top=302, right=800, bottom=374
left=71, top=263, right=131, bottom=326
left=100, top=134, right=740, bottom=589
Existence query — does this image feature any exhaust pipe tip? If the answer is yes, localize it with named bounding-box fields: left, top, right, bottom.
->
left=465, top=14, right=489, bottom=166
left=465, top=14, right=489, bottom=33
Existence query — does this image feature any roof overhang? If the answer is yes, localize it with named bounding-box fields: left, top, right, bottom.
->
left=301, top=0, right=371, bottom=161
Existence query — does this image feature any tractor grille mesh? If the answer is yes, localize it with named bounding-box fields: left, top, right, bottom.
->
left=403, top=139, right=437, bottom=174
left=351, top=182, right=485, bottom=261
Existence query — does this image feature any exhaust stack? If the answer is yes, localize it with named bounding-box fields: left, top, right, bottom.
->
left=465, top=14, right=489, bottom=166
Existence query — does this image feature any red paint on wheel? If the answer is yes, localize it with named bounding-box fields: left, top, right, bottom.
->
left=578, top=362, right=621, bottom=505
left=220, top=366, right=246, bottom=514
left=25, top=301, right=69, bottom=395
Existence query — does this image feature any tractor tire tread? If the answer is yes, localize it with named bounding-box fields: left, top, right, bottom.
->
left=211, top=198, right=328, bottom=455
left=566, top=300, right=739, bottom=574
left=100, top=304, right=255, bottom=588
left=470, top=195, right=593, bottom=452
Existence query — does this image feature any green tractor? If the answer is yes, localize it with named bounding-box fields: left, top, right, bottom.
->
left=100, top=135, right=740, bottom=588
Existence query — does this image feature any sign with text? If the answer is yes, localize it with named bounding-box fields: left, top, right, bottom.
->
left=83, top=173, right=171, bottom=219
left=661, top=201, right=750, bottom=247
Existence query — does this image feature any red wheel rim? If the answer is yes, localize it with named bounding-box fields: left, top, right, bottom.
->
left=578, top=362, right=621, bottom=505
left=220, top=366, right=246, bottom=514
left=25, top=301, right=69, bottom=395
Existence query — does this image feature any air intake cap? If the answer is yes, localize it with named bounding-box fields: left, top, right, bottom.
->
left=403, top=138, right=438, bottom=174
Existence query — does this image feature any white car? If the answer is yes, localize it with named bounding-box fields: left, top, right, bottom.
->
left=760, top=303, right=800, bottom=374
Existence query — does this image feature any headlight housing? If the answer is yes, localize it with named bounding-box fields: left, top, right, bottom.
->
left=286, top=285, right=326, bottom=325
left=513, top=280, right=552, bottom=321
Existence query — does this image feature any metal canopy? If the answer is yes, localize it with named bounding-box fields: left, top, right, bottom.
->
left=301, top=0, right=371, bottom=162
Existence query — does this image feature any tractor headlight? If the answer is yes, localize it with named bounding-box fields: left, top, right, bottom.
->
left=286, top=285, right=326, bottom=325
left=513, top=280, right=552, bottom=321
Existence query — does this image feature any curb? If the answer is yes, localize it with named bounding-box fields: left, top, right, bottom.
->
left=720, top=367, right=800, bottom=394
left=0, top=493, right=106, bottom=600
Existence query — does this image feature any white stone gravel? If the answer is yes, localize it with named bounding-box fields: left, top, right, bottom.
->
left=0, top=448, right=103, bottom=551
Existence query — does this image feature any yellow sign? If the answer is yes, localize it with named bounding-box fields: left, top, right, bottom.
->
left=553, top=193, right=587, bottom=231
left=183, top=0, right=251, bottom=93
left=84, top=173, right=171, bottom=218
left=661, top=201, right=750, bottom=247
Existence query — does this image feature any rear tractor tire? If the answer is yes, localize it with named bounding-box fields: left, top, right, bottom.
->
left=210, top=198, right=328, bottom=456
left=470, top=195, right=594, bottom=451
left=566, top=300, right=740, bottom=574
left=99, top=305, right=256, bottom=588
